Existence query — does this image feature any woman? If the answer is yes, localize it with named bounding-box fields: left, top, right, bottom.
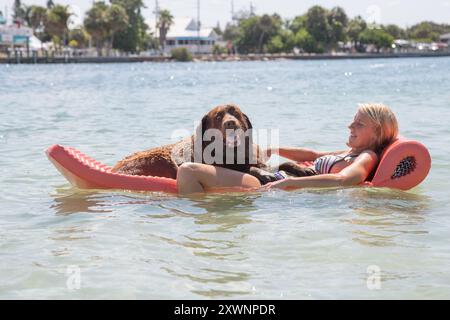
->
left=177, top=103, right=398, bottom=195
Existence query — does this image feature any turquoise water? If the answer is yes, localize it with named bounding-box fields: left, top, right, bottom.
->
left=1, top=58, right=449, bottom=299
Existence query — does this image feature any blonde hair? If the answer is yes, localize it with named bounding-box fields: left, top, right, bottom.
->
left=357, top=103, right=399, bottom=153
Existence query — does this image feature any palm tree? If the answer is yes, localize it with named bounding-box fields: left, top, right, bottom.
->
left=84, top=2, right=108, bottom=56
left=110, top=0, right=147, bottom=53
left=105, top=4, right=129, bottom=56
left=157, top=9, right=174, bottom=51
left=26, top=5, right=48, bottom=50
left=84, top=2, right=129, bottom=56
left=13, top=0, right=26, bottom=22
left=46, top=0, right=54, bottom=9
left=27, top=6, right=47, bottom=32
left=45, top=4, right=72, bottom=53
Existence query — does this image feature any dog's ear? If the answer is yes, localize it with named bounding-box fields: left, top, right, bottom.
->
left=195, top=114, right=209, bottom=138
left=193, top=114, right=209, bottom=163
left=201, top=114, right=209, bottom=137
left=243, top=113, right=253, bottom=129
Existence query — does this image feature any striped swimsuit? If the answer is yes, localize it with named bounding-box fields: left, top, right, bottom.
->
left=313, top=154, right=359, bottom=174
left=255, top=153, right=360, bottom=183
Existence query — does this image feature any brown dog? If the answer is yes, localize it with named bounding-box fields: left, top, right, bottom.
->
left=111, top=104, right=265, bottom=178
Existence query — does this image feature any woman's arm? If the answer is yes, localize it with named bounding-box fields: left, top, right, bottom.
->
left=265, top=151, right=378, bottom=190
left=267, top=147, right=347, bottom=162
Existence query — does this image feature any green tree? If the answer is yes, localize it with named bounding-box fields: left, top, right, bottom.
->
left=45, top=4, right=72, bottom=51
left=235, top=14, right=281, bottom=53
left=289, top=14, right=307, bottom=34
left=282, top=29, right=296, bottom=52
left=267, top=35, right=284, bottom=53
left=24, top=5, right=49, bottom=47
left=267, top=28, right=297, bottom=54
left=69, top=27, right=90, bottom=49
left=105, top=4, right=129, bottom=55
left=111, top=0, right=148, bottom=53
left=305, top=6, right=330, bottom=45
left=85, top=2, right=129, bottom=56
left=26, top=5, right=47, bottom=32
left=347, top=16, right=367, bottom=52
left=223, top=23, right=241, bottom=41
left=13, top=0, right=26, bottom=22
left=347, top=15, right=367, bottom=49
left=327, top=6, right=348, bottom=49
left=235, top=16, right=259, bottom=53
left=359, top=28, right=394, bottom=52
left=294, top=28, right=318, bottom=53
left=382, top=24, right=406, bottom=39
left=407, top=22, right=441, bottom=42
left=84, top=1, right=109, bottom=56
left=157, top=9, right=173, bottom=51
left=258, top=14, right=276, bottom=53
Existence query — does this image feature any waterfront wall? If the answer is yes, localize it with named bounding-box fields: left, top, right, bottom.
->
left=1, top=51, right=450, bottom=64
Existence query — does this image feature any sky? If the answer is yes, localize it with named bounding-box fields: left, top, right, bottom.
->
left=0, top=0, right=449, bottom=30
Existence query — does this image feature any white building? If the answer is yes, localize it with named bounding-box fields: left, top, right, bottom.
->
left=0, top=23, right=33, bottom=48
left=162, top=17, right=218, bottom=54
left=440, top=33, right=450, bottom=44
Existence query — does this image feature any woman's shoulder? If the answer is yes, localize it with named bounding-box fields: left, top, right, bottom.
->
left=357, top=149, right=379, bottom=162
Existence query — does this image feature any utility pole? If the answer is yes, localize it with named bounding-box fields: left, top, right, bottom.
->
left=231, top=0, right=235, bottom=23
left=153, top=0, right=160, bottom=53
left=153, top=0, right=160, bottom=38
left=250, top=2, right=255, bottom=16
left=197, top=0, right=200, bottom=55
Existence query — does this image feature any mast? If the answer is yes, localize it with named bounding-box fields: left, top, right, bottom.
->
left=197, top=0, right=200, bottom=55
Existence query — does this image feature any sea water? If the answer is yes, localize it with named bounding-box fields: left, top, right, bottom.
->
left=1, top=57, right=449, bottom=299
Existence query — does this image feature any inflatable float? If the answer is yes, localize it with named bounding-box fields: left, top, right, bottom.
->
left=46, top=137, right=431, bottom=193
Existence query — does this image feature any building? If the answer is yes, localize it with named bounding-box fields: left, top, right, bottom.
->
left=0, top=21, right=33, bottom=50
left=0, top=11, right=6, bottom=25
left=440, top=33, right=450, bottom=44
left=163, top=17, right=218, bottom=54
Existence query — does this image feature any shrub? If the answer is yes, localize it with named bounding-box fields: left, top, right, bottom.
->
left=267, top=35, right=284, bottom=53
left=171, top=47, right=193, bottom=62
left=294, top=28, right=318, bottom=53
left=212, top=44, right=227, bottom=55
left=68, top=40, right=79, bottom=48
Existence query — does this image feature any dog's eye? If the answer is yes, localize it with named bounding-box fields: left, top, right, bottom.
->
left=215, top=112, right=224, bottom=120
left=228, top=107, right=240, bottom=116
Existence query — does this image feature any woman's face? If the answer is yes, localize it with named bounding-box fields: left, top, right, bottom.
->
left=347, top=111, right=378, bottom=151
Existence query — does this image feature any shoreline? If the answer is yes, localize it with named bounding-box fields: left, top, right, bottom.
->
left=1, top=51, right=450, bottom=64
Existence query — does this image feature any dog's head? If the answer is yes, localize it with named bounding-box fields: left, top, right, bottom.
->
left=193, top=104, right=258, bottom=170
left=200, top=104, right=252, bottom=147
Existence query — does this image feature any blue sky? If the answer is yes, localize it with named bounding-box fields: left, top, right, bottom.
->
left=1, top=0, right=449, bottom=29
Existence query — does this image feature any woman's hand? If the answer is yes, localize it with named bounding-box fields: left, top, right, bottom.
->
left=260, top=178, right=296, bottom=191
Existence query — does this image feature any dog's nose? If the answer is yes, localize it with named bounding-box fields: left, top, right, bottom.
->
left=224, top=120, right=238, bottom=129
